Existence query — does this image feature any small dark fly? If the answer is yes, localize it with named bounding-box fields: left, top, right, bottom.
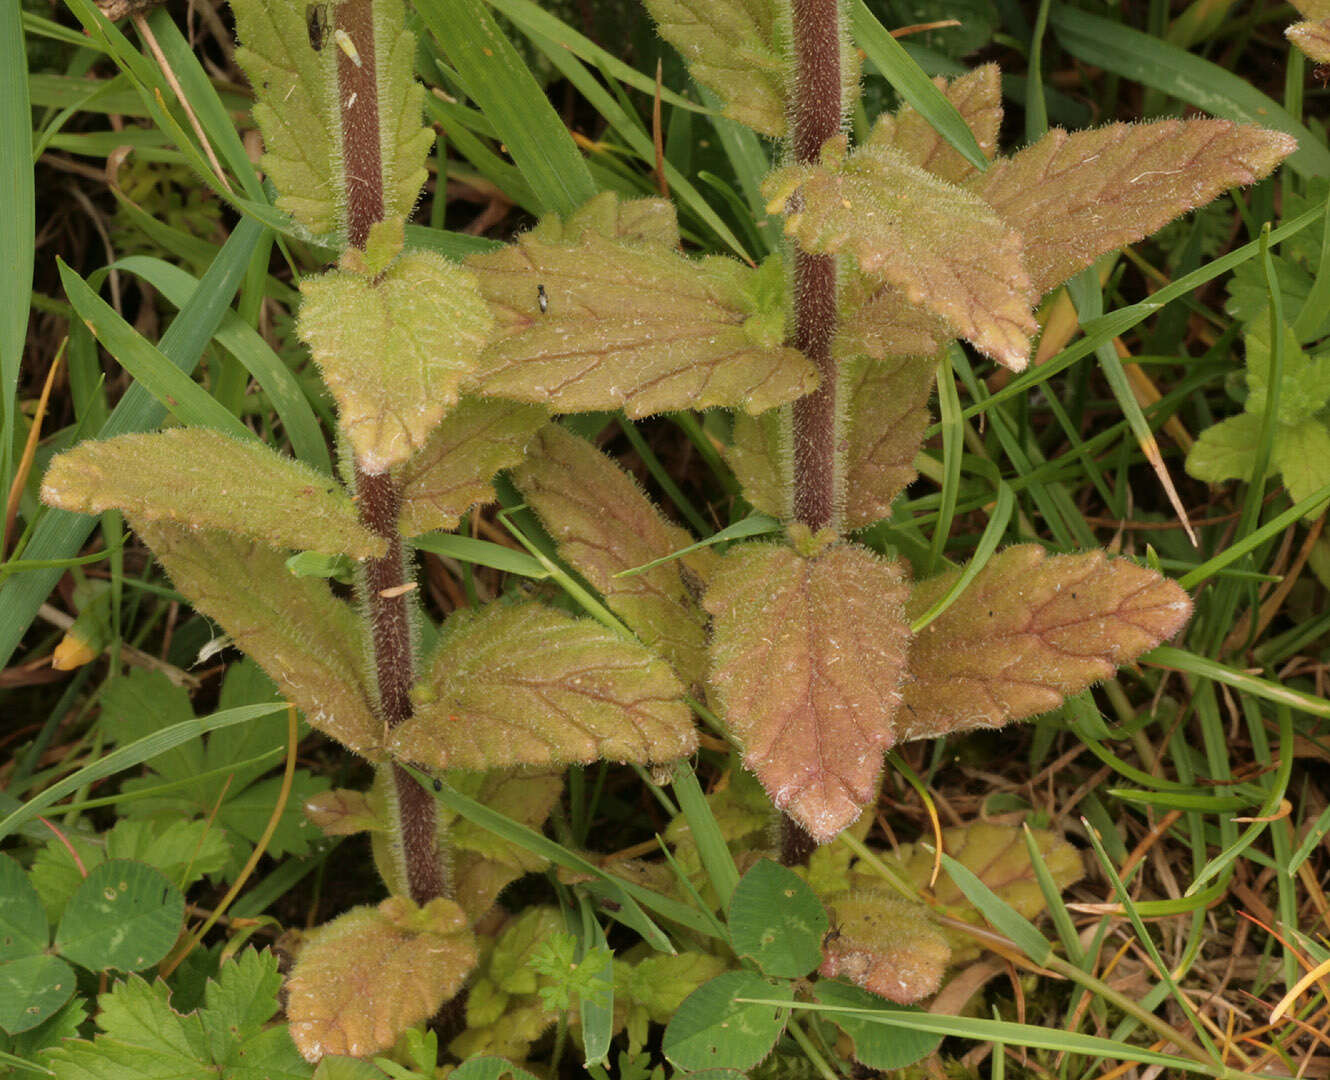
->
left=432, top=778, right=443, bottom=792
left=306, top=4, right=329, bottom=51
left=537, top=283, right=549, bottom=314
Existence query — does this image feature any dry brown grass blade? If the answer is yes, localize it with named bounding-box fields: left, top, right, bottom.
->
left=4, top=342, right=63, bottom=559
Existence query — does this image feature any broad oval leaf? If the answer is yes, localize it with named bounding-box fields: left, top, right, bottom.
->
left=867, top=63, right=1002, bottom=185
left=818, top=890, right=949, bottom=1004
left=662, top=970, right=792, bottom=1072
left=466, top=198, right=816, bottom=417
left=843, top=354, right=938, bottom=530
left=395, top=397, right=547, bottom=536
left=972, top=118, right=1297, bottom=297
left=136, top=521, right=380, bottom=757
left=511, top=424, right=713, bottom=687
left=390, top=602, right=697, bottom=770
left=764, top=138, right=1036, bottom=368
left=813, top=980, right=942, bottom=1069
left=54, top=859, right=183, bottom=973
left=704, top=534, right=911, bottom=843
left=0, top=954, right=76, bottom=1035
left=728, top=859, right=829, bottom=979
left=0, top=854, right=48, bottom=962
left=42, top=430, right=385, bottom=559
left=286, top=897, right=477, bottom=1062
left=298, top=251, right=493, bottom=472
left=901, top=545, right=1192, bottom=741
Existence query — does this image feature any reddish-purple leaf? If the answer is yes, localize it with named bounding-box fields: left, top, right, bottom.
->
left=704, top=535, right=911, bottom=842
left=901, top=545, right=1192, bottom=741
left=972, top=119, right=1298, bottom=296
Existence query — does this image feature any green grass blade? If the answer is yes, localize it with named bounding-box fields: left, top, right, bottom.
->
left=935, top=848, right=1054, bottom=965
left=1050, top=7, right=1330, bottom=179
left=414, top=0, right=596, bottom=216
left=0, top=6, right=33, bottom=505
left=910, top=482, right=1013, bottom=633
left=1145, top=646, right=1330, bottom=720
left=0, top=217, right=266, bottom=670
left=57, top=260, right=254, bottom=439
left=849, top=0, right=988, bottom=172
left=0, top=704, right=287, bottom=843
left=669, top=761, right=740, bottom=911
left=411, top=532, right=550, bottom=578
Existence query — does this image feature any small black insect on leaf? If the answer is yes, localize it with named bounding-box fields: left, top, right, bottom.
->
left=306, top=3, right=329, bottom=51
left=537, top=283, right=549, bottom=314
left=432, top=778, right=443, bottom=792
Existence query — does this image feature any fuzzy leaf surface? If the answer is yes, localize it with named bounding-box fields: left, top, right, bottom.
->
left=372, top=0, right=436, bottom=223
left=231, top=0, right=338, bottom=235
left=44, top=949, right=308, bottom=1080
left=902, top=545, right=1192, bottom=740
left=135, top=522, right=379, bottom=758
left=390, top=602, right=697, bottom=770
left=285, top=898, right=476, bottom=1063
left=298, top=252, right=492, bottom=472
left=641, top=0, right=785, bottom=135
left=1288, top=0, right=1330, bottom=61
left=843, top=355, right=938, bottom=529
left=512, top=424, right=713, bottom=686
left=396, top=397, right=546, bottom=536
left=467, top=200, right=815, bottom=417
left=42, top=431, right=383, bottom=559
left=834, top=276, right=950, bottom=365
left=704, top=536, right=911, bottom=842
left=867, top=63, right=1002, bottom=185
left=725, top=410, right=786, bottom=519
left=818, top=890, right=949, bottom=1004
left=973, top=119, right=1297, bottom=296
left=765, top=139, right=1035, bottom=367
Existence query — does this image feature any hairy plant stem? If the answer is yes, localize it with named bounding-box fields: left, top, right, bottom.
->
left=337, top=0, right=447, bottom=905
left=782, top=0, right=845, bottom=866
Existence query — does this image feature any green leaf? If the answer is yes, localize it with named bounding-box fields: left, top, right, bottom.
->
left=285, top=898, right=476, bottom=1063
left=2, top=993, right=85, bottom=1060
left=812, top=980, right=941, bottom=1070
left=642, top=0, right=792, bottom=137
left=103, top=819, right=230, bottom=892
left=450, top=1057, right=542, bottom=1080
left=1244, top=316, right=1330, bottom=426
left=1288, top=16, right=1330, bottom=62
left=369, top=0, right=436, bottom=224
left=662, top=971, right=791, bottom=1072
left=817, top=890, right=949, bottom=1004
left=937, top=850, right=1051, bottom=964
left=297, top=251, right=492, bottom=472
left=230, top=0, right=338, bottom=235
left=390, top=602, right=697, bottom=770
left=45, top=948, right=310, bottom=1079
left=704, top=533, right=910, bottom=842
left=511, top=424, right=713, bottom=687
left=41, top=431, right=384, bottom=559
left=725, top=410, right=787, bottom=520
left=54, top=860, right=183, bottom=973
left=0, top=955, right=77, bottom=1036
left=396, top=398, right=547, bottom=536
left=1274, top=419, right=1330, bottom=513
left=619, top=952, right=730, bottom=1024
left=0, top=855, right=52, bottom=961
left=1185, top=412, right=1263, bottom=485
left=765, top=138, right=1035, bottom=367
left=467, top=195, right=816, bottom=416
left=134, top=522, right=379, bottom=758
left=901, top=545, right=1192, bottom=742
left=728, top=859, right=829, bottom=979
left=974, top=118, right=1297, bottom=297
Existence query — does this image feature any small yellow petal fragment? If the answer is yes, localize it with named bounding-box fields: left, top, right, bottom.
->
left=52, top=633, right=98, bottom=670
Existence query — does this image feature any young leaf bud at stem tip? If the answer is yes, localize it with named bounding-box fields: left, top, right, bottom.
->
left=378, top=582, right=417, bottom=599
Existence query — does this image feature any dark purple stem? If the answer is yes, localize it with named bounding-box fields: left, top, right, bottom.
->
left=337, top=0, right=446, bottom=904
left=782, top=0, right=845, bottom=864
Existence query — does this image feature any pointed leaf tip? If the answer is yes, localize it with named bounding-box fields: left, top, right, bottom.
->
left=764, top=140, right=1036, bottom=367
left=902, top=545, right=1192, bottom=742
left=704, top=539, right=911, bottom=843
left=974, top=119, right=1298, bottom=296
